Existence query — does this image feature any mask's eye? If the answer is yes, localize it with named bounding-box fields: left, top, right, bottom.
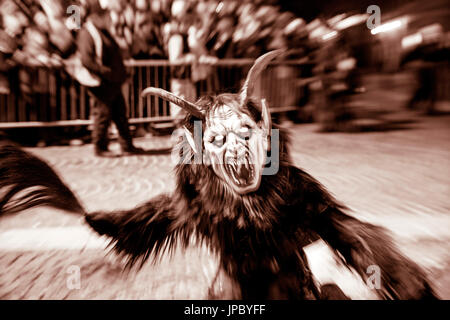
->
left=212, top=135, right=225, bottom=147
left=238, top=126, right=252, bottom=141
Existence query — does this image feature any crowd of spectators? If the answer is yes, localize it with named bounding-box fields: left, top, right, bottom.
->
left=0, top=0, right=317, bottom=124
left=0, top=0, right=309, bottom=65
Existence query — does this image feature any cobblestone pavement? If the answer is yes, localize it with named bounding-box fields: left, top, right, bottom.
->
left=0, top=112, right=449, bottom=299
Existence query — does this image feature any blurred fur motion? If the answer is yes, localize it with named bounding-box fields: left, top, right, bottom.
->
left=0, top=51, right=439, bottom=299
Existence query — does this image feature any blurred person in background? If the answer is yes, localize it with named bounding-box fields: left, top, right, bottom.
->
left=0, top=1, right=40, bottom=124
left=401, top=24, right=448, bottom=115
left=309, top=22, right=358, bottom=132
left=187, top=0, right=219, bottom=97
left=77, top=0, right=144, bottom=156
left=1, top=0, right=77, bottom=125
left=164, top=0, right=196, bottom=119
left=164, top=0, right=218, bottom=119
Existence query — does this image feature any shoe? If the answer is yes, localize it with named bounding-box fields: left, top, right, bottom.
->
left=121, top=146, right=146, bottom=156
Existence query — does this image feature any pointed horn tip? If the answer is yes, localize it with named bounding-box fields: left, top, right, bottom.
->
left=141, top=87, right=158, bottom=98
left=240, top=50, right=286, bottom=104
left=141, top=87, right=205, bottom=119
left=256, top=49, right=286, bottom=62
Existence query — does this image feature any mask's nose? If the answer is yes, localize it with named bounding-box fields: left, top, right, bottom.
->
left=225, top=133, right=246, bottom=163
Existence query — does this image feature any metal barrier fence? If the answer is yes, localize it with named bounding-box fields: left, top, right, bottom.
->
left=0, top=59, right=308, bottom=129
left=1, top=59, right=448, bottom=129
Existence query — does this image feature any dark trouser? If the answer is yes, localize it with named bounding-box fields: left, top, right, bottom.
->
left=88, top=83, right=134, bottom=151
left=408, top=67, right=436, bottom=113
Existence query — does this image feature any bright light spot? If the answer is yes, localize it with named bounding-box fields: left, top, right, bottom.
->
left=327, top=14, right=347, bottom=26
left=334, top=14, right=368, bottom=30
left=284, top=18, right=305, bottom=35
left=371, top=19, right=403, bottom=35
left=322, top=30, right=338, bottom=41
left=402, top=33, right=423, bottom=48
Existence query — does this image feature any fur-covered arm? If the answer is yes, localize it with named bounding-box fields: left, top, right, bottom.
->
left=311, top=200, right=437, bottom=299
left=85, top=194, right=182, bottom=268
left=288, top=166, right=437, bottom=299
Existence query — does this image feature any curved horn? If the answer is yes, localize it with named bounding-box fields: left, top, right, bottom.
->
left=240, top=49, right=285, bottom=105
left=141, top=87, right=204, bottom=119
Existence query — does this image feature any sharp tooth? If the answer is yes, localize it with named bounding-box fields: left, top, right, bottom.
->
left=233, top=174, right=240, bottom=185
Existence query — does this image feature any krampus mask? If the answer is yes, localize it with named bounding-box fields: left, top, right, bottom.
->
left=142, top=50, right=278, bottom=195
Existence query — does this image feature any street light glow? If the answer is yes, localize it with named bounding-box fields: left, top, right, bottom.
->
left=371, top=19, right=403, bottom=35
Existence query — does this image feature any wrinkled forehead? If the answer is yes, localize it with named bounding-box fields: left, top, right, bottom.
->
left=206, top=104, right=254, bottom=129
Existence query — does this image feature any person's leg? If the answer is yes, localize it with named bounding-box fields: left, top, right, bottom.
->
left=89, top=88, right=112, bottom=154
left=425, top=67, right=437, bottom=114
left=409, top=68, right=428, bottom=110
left=110, top=92, right=140, bottom=153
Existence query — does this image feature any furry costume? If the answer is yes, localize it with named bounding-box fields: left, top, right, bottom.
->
left=0, top=51, right=437, bottom=299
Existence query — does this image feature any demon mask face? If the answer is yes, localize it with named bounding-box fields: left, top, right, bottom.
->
left=142, top=50, right=283, bottom=194
left=201, top=96, right=271, bottom=194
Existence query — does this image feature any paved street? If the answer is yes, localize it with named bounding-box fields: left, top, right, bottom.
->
left=0, top=110, right=449, bottom=299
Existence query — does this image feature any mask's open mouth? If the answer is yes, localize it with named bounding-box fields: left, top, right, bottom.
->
left=224, top=153, right=255, bottom=187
